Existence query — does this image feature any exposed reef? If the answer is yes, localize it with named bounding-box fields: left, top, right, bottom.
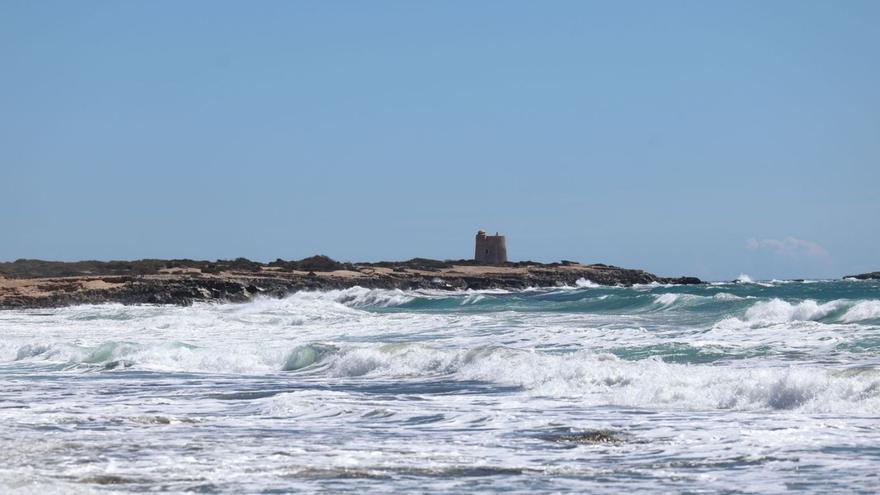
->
left=844, top=272, right=880, bottom=280
left=0, top=256, right=702, bottom=309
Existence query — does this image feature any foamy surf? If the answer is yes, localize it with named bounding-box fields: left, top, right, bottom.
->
left=2, top=279, right=879, bottom=493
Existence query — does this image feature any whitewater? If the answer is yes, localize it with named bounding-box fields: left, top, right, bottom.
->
left=1, top=279, right=879, bottom=493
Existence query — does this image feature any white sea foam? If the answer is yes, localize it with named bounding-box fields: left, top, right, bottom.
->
left=654, top=293, right=681, bottom=306
left=460, top=293, right=485, bottom=305
left=652, top=293, right=706, bottom=308
left=842, top=300, right=880, bottom=322
left=713, top=292, right=744, bottom=301
left=3, top=281, right=880, bottom=494
left=23, top=338, right=875, bottom=414
left=13, top=340, right=289, bottom=374
left=632, top=281, right=673, bottom=289
left=708, top=297, right=880, bottom=330
left=575, top=278, right=599, bottom=288
left=309, top=286, right=415, bottom=308
left=15, top=338, right=876, bottom=414
left=314, top=345, right=880, bottom=414
left=743, top=298, right=842, bottom=324
left=733, top=274, right=774, bottom=287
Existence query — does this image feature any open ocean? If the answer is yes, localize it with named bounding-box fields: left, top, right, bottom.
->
left=1, top=278, right=879, bottom=493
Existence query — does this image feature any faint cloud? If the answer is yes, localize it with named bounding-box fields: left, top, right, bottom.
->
left=746, top=237, right=829, bottom=258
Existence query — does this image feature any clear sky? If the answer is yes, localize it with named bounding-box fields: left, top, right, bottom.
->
left=2, top=1, right=878, bottom=280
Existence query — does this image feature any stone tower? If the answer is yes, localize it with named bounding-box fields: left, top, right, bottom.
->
left=474, top=230, right=508, bottom=264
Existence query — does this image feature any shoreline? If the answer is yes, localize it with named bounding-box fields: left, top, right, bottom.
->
left=0, top=257, right=702, bottom=309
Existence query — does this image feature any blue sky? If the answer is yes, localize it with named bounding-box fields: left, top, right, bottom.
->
left=1, top=1, right=878, bottom=280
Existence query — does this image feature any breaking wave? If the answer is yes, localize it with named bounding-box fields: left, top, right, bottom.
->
left=575, top=278, right=600, bottom=288
left=13, top=340, right=288, bottom=374
left=291, top=287, right=415, bottom=308
left=654, top=293, right=682, bottom=307
left=313, top=345, right=880, bottom=414
left=713, top=292, right=745, bottom=301
left=289, top=287, right=880, bottom=325
left=744, top=298, right=843, bottom=323
left=842, top=300, right=880, bottom=323
left=711, top=298, right=880, bottom=327
left=10, top=340, right=880, bottom=414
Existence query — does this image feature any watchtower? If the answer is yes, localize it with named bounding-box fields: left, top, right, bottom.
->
left=474, top=230, right=508, bottom=264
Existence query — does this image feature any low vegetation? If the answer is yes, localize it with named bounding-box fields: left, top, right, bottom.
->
left=0, top=255, right=599, bottom=279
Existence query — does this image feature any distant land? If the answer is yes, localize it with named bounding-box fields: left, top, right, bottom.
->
left=0, top=256, right=702, bottom=309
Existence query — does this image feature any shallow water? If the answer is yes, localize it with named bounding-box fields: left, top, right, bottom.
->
left=2, top=279, right=879, bottom=493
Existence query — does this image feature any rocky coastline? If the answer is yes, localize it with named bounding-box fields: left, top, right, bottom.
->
left=0, top=256, right=702, bottom=309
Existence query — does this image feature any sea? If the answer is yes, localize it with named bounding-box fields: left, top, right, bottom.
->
left=1, top=278, right=879, bottom=493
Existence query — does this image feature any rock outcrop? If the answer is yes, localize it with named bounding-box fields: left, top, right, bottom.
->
left=0, top=257, right=702, bottom=309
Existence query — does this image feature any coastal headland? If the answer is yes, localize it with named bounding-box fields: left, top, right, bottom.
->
left=0, top=256, right=704, bottom=309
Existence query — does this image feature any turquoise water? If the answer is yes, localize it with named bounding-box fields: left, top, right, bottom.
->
left=1, top=279, right=879, bottom=493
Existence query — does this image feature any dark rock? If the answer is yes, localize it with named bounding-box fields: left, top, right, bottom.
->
left=296, top=255, right=344, bottom=272
left=542, top=429, right=626, bottom=445
left=0, top=257, right=704, bottom=309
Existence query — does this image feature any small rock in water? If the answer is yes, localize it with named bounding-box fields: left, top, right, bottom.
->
left=543, top=429, right=625, bottom=445
left=103, top=359, right=134, bottom=370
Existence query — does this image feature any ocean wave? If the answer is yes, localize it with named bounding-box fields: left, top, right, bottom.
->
left=331, top=346, right=880, bottom=413
left=460, top=293, right=486, bottom=305
left=707, top=298, right=880, bottom=333
left=279, top=289, right=880, bottom=324
left=744, top=298, right=842, bottom=324
left=13, top=340, right=287, bottom=374
left=654, top=293, right=682, bottom=307
left=308, top=345, right=880, bottom=414
left=282, top=344, right=338, bottom=371
left=293, top=287, right=415, bottom=308
left=631, top=281, right=675, bottom=289
left=10, top=338, right=880, bottom=413
left=713, top=292, right=745, bottom=301
left=575, top=278, right=600, bottom=288
left=720, top=298, right=880, bottom=325
left=734, top=274, right=773, bottom=287
left=842, top=301, right=880, bottom=323
left=651, top=293, right=721, bottom=308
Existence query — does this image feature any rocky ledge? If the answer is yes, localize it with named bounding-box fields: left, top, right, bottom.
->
left=844, top=271, right=880, bottom=280
left=0, top=256, right=702, bottom=309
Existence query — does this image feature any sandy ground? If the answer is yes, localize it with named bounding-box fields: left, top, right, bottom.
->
left=441, top=265, right=532, bottom=275
left=0, top=276, right=126, bottom=298
left=158, top=267, right=202, bottom=274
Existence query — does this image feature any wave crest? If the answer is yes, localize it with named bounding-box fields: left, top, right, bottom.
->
left=11, top=339, right=880, bottom=414
left=842, top=300, right=880, bottom=323
left=287, top=287, right=414, bottom=309
left=314, top=345, right=880, bottom=414
left=743, top=298, right=842, bottom=324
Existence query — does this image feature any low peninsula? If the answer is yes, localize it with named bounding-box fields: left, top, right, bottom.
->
left=0, top=256, right=702, bottom=309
